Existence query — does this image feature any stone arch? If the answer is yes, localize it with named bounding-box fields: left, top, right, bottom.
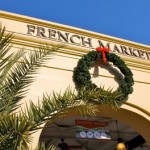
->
left=35, top=105, right=150, bottom=149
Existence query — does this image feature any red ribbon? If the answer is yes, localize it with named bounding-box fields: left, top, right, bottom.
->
left=96, top=47, right=110, bottom=63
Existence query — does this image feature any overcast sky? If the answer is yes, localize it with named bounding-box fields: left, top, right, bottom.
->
left=1, top=0, right=150, bottom=45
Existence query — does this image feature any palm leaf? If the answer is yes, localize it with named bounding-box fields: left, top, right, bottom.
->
left=0, top=45, right=57, bottom=113
left=0, top=88, right=97, bottom=149
left=36, top=143, right=59, bottom=150
left=0, top=25, right=13, bottom=69
left=24, top=87, right=97, bottom=130
left=77, top=87, right=122, bottom=109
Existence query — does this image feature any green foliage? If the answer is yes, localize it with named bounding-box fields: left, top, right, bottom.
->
left=0, top=88, right=97, bottom=149
left=77, top=87, right=121, bottom=109
left=73, top=50, right=134, bottom=101
left=0, top=25, right=59, bottom=149
left=36, top=143, right=59, bottom=150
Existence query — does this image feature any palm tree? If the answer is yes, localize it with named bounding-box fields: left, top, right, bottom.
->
left=0, top=25, right=97, bottom=150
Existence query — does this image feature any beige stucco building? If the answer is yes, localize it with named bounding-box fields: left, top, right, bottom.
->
left=0, top=11, right=150, bottom=150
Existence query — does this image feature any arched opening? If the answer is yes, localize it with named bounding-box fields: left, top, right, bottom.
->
left=39, top=105, right=150, bottom=150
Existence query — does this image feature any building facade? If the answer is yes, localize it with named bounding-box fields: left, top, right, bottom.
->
left=1, top=11, right=150, bottom=150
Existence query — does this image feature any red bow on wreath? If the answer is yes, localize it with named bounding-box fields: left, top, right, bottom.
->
left=96, top=47, right=110, bottom=63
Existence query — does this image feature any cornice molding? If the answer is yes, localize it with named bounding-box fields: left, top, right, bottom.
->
left=1, top=11, right=150, bottom=51
left=1, top=11, right=150, bottom=71
left=10, top=34, right=150, bottom=71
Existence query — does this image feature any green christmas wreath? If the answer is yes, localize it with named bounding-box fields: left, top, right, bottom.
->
left=73, top=47, right=134, bottom=101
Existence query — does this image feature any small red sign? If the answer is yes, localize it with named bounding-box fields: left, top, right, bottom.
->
left=75, top=120, right=108, bottom=128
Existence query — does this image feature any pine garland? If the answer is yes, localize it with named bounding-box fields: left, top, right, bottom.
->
left=73, top=50, right=134, bottom=101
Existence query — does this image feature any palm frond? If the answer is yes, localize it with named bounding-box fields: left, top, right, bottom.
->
left=77, top=87, right=122, bottom=109
left=0, top=88, right=97, bottom=149
left=0, top=25, right=13, bottom=70
left=0, top=49, right=25, bottom=83
left=0, top=45, right=58, bottom=113
left=0, top=112, right=32, bottom=150
left=23, top=87, right=97, bottom=131
left=36, top=143, right=59, bottom=150
left=0, top=86, right=120, bottom=149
